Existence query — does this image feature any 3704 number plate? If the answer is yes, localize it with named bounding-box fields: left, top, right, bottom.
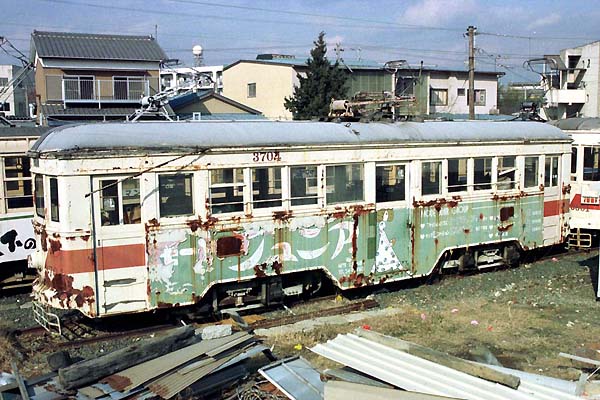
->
left=252, top=151, right=281, bottom=162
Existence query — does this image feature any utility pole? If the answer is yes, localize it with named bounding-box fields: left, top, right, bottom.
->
left=467, top=25, right=476, bottom=120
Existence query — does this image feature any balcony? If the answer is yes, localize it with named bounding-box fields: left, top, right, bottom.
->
left=45, top=76, right=159, bottom=103
left=547, top=88, right=586, bottom=105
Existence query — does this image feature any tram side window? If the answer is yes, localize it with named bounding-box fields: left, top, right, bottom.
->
left=524, top=156, right=539, bottom=188
left=252, top=167, right=282, bottom=209
left=210, top=168, right=244, bottom=214
left=49, top=177, right=59, bottom=222
left=100, top=179, right=141, bottom=225
left=159, top=174, right=193, bottom=217
left=497, top=156, right=516, bottom=190
left=290, top=166, right=318, bottom=206
left=4, top=156, right=33, bottom=210
left=421, top=161, right=441, bottom=196
left=326, top=164, right=364, bottom=204
left=376, top=164, right=406, bottom=202
left=571, top=147, right=577, bottom=182
left=474, top=157, right=492, bottom=190
left=448, top=159, right=467, bottom=192
left=34, top=175, right=44, bottom=217
left=583, top=146, right=600, bottom=181
left=544, top=155, right=559, bottom=187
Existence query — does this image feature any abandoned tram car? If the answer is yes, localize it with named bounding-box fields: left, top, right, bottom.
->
left=29, top=121, right=571, bottom=319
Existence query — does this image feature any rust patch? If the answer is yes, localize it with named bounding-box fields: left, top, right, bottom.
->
left=201, top=216, right=219, bottom=230
left=273, top=210, right=293, bottom=222
left=500, top=206, right=514, bottom=222
left=272, top=260, right=283, bottom=275
left=497, top=223, right=514, bottom=232
left=434, top=238, right=439, bottom=246
left=157, top=302, right=173, bottom=308
left=562, top=184, right=571, bottom=195
left=330, top=209, right=347, bottom=219
left=479, top=213, right=484, bottom=220
left=254, top=263, right=267, bottom=278
left=217, top=235, right=243, bottom=258
left=44, top=272, right=95, bottom=309
left=81, top=235, right=90, bottom=242
left=145, top=218, right=160, bottom=230
left=413, top=196, right=462, bottom=210
left=49, top=238, right=62, bottom=253
left=491, top=191, right=526, bottom=201
left=464, top=228, right=470, bottom=234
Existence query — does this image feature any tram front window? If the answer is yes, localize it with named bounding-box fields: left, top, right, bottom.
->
left=583, top=146, right=600, bottom=181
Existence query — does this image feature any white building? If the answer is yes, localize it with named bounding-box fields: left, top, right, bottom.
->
left=160, top=65, right=223, bottom=94
left=539, top=41, right=600, bottom=119
left=0, top=65, right=31, bottom=117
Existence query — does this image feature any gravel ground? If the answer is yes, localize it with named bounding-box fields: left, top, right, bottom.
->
left=0, top=248, right=598, bottom=383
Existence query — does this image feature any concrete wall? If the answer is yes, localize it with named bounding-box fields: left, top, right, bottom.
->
left=428, top=72, right=499, bottom=115
left=223, top=63, right=295, bottom=120
left=0, top=65, right=29, bottom=117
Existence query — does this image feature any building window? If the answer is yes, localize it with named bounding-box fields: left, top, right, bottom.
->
left=290, top=166, right=318, bottom=206
left=35, top=175, right=44, bottom=218
left=448, top=159, right=467, bottom=192
left=210, top=168, right=244, bottom=214
left=158, top=174, right=193, bottom=217
left=100, top=179, right=141, bottom=226
left=583, top=146, right=600, bottom=181
left=63, top=75, right=94, bottom=100
left=457, top=88, right=465, bottom=96
left=467, top=89, right=486, bottom=106
left=544, top=156, right=559, bottom=187
left=114, top=76, right=146, bottom=100
left=0, top=78, right=7, bottom=87
left=474, top=157, right=492, bottom=190
left=252, top=167, right=282, bottom=209
left=497, top=156, right=516, bottom=190
left=524, top=156, right=539, bottom=188
left=4, top=157, right=32, bottom=211
left=430, top=89, right=448, bottom=106
left=49, top=177, right=59, bottom=222
left=247, top=82, right=256, bottom=98
left=571, top=147, right=577, bottom=182
left=326, top=164, right=363, bottom=204
left=376, top=164, right=406, bottom=202
left=422, top=161, right=442, bottom=195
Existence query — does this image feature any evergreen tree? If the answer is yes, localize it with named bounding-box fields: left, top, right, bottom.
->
left=284, top=32, right=348, bottom=120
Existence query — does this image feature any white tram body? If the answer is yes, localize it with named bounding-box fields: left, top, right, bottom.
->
left=0, top=127, right=44, bottom=289
left=549, top=118, right=600, bottom=246
left=28, top=121, right=571, bottom=319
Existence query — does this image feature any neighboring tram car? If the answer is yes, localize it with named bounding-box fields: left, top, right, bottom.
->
left=549, top=118, right=600, bottom=247
left=0, top=126, right=44, bottom=290
left=28, top=121, right=571, bottom=321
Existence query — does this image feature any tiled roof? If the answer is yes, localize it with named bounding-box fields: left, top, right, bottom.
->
left=0, top=126, right=50, bottom=137
left=31, top=31, right=167, bottom=61
left=40, top=104, right=140, bottom=116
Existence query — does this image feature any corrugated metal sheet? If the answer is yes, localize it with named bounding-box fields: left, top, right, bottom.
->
left=29, top=120, right=570, bottom=157
left=259, top=356, right=324, bottom=400
left=324, top=380, right=461, bottom=400
left=31, top=31, right=167, bottom=61
left=310, top=334, right=582, bottom=400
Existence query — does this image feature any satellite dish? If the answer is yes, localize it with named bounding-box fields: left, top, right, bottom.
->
left=192, top=45, right=203, bottom=56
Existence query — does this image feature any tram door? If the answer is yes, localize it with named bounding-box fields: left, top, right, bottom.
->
left=93, top=178, right=147, bottom=315
left=542, top=155, right=565, bottom=245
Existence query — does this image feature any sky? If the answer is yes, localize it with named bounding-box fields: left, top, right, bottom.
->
left=3, top=0, right=600, bottom=83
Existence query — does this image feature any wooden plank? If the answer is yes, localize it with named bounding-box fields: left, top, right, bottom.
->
left=58, top=325, right=196, bottom=390
left=559, top=352, right=600, bottom=367
left=10, top=361, right=29, bottom=400
left=325, top=380, right=461, bottom=400
left=355, top=329, right=521, bottom=390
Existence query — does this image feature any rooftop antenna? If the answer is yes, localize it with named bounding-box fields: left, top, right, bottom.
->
left=192, top=45, right=203, bottom=67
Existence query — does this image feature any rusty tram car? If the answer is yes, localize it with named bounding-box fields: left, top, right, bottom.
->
left=28, top=120, right=571, bottom=324
left=549, top=118, right=600, bottom=247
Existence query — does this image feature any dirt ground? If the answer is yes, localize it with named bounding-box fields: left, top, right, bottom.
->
left=1, top=249, right=599, bottom=383
left=263, top=249, right=600, bottom=380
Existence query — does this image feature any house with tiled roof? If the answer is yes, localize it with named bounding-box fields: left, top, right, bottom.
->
left=30, top=30, right=167, bottom=126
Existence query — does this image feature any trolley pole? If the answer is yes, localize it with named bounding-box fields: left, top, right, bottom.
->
left=467, top=26, right=476, bottom=120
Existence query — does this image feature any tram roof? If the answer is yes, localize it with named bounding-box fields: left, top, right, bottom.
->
left=29, top=120, right=570, bottom=157
left=548, top=118, right=600, bottom=131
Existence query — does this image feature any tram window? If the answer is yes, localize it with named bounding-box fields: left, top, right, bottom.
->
left=210, top=168, right=244, bottom=214
left=524, top=156, right=539, bottom=188
left=583, top=146, right=600, bottom=181
left=34, top=175, right=44, bottom=217
left=376, top=164, right=406, bottom=202
left=4, top=156, right=33, bottom=210
left=252, top=167, right=282, bottom=209
left=49, top=177, right=59, bottom=222
left=544, top=156, right=559, bottom=187
left=290, top=166, right=318, bottom=206
left=448, top=159, right=467, bottom=192
left=326, top=164, right=364, bottom=204
left=99, top=179, right=141, bottom=225
left=571, top=147, right=577, bottom=182
left=421, top=161, right=441, bottom=196
left=474, top=157, right=492, bottom=190
left=159, top=174, right=193, bottom=217
left=497, top=156, right=516, bottom=190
